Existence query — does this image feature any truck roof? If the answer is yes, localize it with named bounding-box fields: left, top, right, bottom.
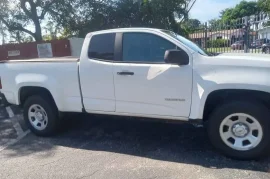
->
left=86, top=28, right=164, bottom=37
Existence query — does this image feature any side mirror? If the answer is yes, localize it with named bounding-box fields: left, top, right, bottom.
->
left=164, top=49, right=189, bottom=65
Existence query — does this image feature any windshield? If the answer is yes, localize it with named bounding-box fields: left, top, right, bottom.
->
left=161, top=30, right=209, bottom=56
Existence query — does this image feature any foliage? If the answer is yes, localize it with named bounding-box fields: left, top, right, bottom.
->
left=207, top=39, right=231, bottom=48
left=9, top=31, right=34, bottom=43
left=43, top=20, right=59, bottom=40
left=181, top=19, right=202, bottom=34
left=0, top=22, right=8, bottom=44
left=57, top=0, right=190, bottom=38
left=258, top=0, right=270, bottom=13
left=220, top=1, right=259, bottom=21
left=2, top=0, right=266, bottom=43
left=207, top=1, right=260, bottom=31
left=0, top=0, right=74, bottom=41
left=208, top=19, right=223, bottom=29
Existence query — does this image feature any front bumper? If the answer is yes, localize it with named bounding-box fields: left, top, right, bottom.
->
left=0, top=92, right=9, bottom=106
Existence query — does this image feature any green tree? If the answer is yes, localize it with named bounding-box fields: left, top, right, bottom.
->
left=10, top=31, right=24, bottom=43
left=0, top=0, right=74, bottom=41
left=258, top=0, right=270, bottom=13
left=9, top=31, right=35, bottom=43
left=181, top=19, right=202, bottom=33
left=221, top=1, right=259, bottom=21
left=44, top=20, right=59, bottom=40
left=58, top=0, right=190, bottom=38
left=208, top=19, right=223, bottom=29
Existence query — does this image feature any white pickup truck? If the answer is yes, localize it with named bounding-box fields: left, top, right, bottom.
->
left=1, top=28, right=270, bottom=159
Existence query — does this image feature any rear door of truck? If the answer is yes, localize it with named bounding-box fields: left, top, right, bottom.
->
left=79, top=33, right=116, bottom=112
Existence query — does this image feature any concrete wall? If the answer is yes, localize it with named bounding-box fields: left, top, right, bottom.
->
left=69, top=38, right=84, bottom=58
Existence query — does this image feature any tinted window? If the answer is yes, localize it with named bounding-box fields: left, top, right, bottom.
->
left=123, top=33, right=176, bottom=63
left=88, top=33, right=115, bottom=60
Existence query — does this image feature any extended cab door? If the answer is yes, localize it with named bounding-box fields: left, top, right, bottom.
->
left=113, top=32, right=192, bottom=118
left=80, top=33, right=116, bottom=112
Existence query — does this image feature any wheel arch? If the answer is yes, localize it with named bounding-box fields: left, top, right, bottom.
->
left=202, top=89, right=270, bottom=122
left=19, top=86, right=58, bottom=111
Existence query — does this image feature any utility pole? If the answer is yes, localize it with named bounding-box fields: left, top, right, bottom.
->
left=243, top=16, right=249, bottom=53
left=179, top=0, right=197, bottom=23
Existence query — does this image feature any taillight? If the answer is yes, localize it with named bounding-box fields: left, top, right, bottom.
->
left=0, top=77, right=2, bottom=89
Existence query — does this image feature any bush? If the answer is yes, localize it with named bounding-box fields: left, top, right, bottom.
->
left=207, top=39, right=231, bottom=48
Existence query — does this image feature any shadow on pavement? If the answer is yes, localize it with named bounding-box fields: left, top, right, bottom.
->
left=3, top=113, right=270, bottom=173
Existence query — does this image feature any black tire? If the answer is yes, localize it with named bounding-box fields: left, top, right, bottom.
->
left=207, top=100, right=270, bottom=160
left=23, top=95, right=59, bottom=137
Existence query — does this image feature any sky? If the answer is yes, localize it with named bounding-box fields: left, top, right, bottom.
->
left=189, top=0, right=255, bottom=22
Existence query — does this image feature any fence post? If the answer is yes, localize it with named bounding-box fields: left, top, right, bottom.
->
left=204, top=22, right=208, bottom=49
left=243, top=16, right=249, bottom=53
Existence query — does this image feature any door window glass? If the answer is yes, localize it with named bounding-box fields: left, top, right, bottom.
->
left=122, top=33, right=176, bottom=63
left=88, top=33, right=116, bottom=61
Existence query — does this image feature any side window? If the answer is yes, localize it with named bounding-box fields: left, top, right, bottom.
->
left=88, top=33, right=116, bottom=61
left=122, top=33, right=176, bottom=63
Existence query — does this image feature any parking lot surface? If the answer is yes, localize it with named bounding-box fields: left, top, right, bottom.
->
left=0, top=105, right=270, bottom=179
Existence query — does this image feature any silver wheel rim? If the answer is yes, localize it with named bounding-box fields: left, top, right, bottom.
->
left=28, top=104, right=48, bottom=131
left=219, top=113, right=263, bottom=151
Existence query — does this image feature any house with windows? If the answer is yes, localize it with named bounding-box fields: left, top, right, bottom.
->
left=190, top=28, right=261, bottom=48
left=258, top=26, right=270, bottom=40
left=189, top=29, right=246, bottom=48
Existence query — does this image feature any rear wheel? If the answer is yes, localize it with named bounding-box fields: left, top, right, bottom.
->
left=23, top=95, right=59, bottom=136
left=207, top=100, right=270, bottom=160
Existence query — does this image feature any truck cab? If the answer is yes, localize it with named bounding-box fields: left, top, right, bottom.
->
left=79, top=29, right=193, bottom=119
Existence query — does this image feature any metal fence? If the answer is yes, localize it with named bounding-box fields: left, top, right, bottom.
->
left=189, top=14, right=270, bottom=54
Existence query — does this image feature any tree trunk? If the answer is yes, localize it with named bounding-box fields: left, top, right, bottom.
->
left=34, top=20, right=43, bottom=41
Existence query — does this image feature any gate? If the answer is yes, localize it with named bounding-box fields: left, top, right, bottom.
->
left=189, top=13, right=270, bottom=54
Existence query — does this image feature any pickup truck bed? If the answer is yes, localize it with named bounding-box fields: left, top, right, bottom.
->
left=0, top=57, right=82, bottom=112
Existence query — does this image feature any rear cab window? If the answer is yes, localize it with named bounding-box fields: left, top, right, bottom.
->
left=88, top=33, right=116, bottom=61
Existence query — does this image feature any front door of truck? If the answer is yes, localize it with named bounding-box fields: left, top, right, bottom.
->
left=113, top=32, right=193, bottom=118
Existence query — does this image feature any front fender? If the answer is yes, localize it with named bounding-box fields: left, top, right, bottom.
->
left=189, top=63, right=270, bottom=119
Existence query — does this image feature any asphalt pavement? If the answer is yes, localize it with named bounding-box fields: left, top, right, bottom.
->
left=0, top=105, right=270, bottom=179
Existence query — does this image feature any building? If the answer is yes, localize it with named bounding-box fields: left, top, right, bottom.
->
left=190, top=29, right=258, bottom=48
left=258, top=26, right=270, bottom=40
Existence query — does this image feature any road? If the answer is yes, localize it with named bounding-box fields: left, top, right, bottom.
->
left=0, top=105, right=270, bottom=179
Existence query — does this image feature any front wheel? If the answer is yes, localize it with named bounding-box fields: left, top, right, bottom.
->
left=23, top=95, right=59, bottom=136
left=207, top=101, right=270, bottom=160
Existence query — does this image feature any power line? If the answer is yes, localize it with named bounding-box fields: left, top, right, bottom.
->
left=179, top=0, right=197, bottom=23
left=187, top=0, right=197, bottom=14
